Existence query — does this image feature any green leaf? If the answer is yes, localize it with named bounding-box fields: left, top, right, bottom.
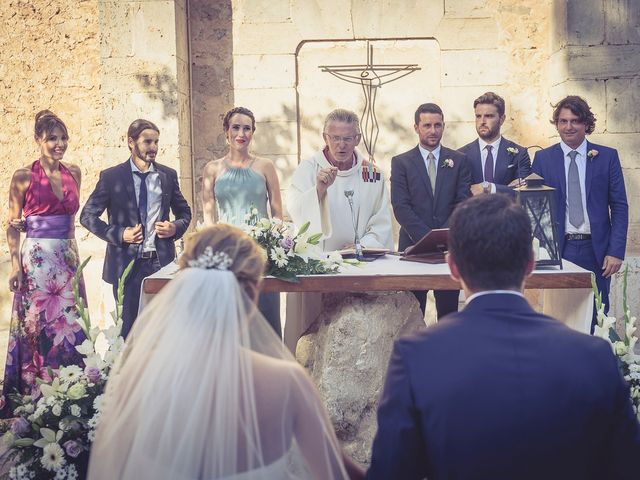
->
left=307, top=233, right=323, bottom=245
left=296, top=221, right=310, bottom=236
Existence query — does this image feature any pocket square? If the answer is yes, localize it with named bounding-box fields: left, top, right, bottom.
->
left=507, top=163, right=516, bottom=169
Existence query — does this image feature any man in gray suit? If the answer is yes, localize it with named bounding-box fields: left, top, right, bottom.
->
left=458, top=92, right=531, bottom=195
left=391, top=103, right=471, bottom=318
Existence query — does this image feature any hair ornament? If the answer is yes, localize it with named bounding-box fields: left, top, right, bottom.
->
left=187, top=246, right=233, bottom=270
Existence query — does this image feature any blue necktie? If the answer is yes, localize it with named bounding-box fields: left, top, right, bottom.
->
left=484, top=145, right=494, bottom=182
left=134, top=171, right=150, bottom=237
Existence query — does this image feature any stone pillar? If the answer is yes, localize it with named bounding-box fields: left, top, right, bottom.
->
left=550, top=0, right=640, bottom=319
left=188, top=0, right=234, bottom=224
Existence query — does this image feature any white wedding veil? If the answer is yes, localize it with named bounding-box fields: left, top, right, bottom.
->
left=88, top=266, right=349, bottom=479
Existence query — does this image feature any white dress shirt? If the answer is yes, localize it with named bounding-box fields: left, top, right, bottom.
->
left=560, top=139, right=591, bottom=235
left=419, top=144, right=441, bottom=185
left=130, top=159, right=162, bottom=252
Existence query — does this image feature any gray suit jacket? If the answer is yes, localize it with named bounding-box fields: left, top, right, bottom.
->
left=390, top=145, right=471, bottom=251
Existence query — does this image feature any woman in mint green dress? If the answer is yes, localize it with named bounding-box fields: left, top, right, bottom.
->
left=202, top=107, right=283, bottom=336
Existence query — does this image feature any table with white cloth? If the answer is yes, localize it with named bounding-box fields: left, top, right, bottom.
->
left=140, top=256, right=594, bottom=336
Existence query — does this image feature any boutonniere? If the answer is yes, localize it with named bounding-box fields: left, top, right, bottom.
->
left=587, top=149, right=599, bottom=159
left=441, top=158, right=454, bottom=168
left=506, top=147, right=519, bottom=156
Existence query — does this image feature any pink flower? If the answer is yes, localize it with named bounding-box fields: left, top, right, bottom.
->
left=21, top=352, right=51, bottom=388
left=30, top=274, right=75, bottom=324
left=45, top=316, right=82, bottom=346
left=587, top=149, right=599, bottom=158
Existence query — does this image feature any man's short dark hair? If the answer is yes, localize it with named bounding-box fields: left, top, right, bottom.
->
left=448, top=195, right=533, bottom=291
left=551, top=95, right=596, bottom=134
left=127, top=119, right=160, bottom=143
left=414, top=103, right=444, bottom=125
left=473, top=92, right=505, bottom=117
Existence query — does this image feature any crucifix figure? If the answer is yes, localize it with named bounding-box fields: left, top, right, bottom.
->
left=319, top=40, right=420, bottom=163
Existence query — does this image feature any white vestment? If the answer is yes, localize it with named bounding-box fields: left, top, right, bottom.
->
left=284, top=149, right=394, bottom=351
left=286, top=148, right=394, bottom=251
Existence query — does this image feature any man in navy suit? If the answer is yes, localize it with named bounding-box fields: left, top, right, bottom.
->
left=391, top=103, right=471, bottom=318
left=368, top=194, right=639, bottom=480
left=458, top=91, right=531, bottom=195
left=532, top=96, right=628, bottom=328
left=81, top=119, right=191, bottom=338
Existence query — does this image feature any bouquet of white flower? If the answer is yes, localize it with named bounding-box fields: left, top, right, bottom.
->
left=0, top=259, right=132, bottom=479
left=242, top=209, right=343, bottom=282
left=593, top=267, right=640, bottom=420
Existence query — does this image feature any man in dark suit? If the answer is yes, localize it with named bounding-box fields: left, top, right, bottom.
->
left=458, top=91, right=531, bottom=195
left=391, top=103, right=471, bottom=318
left=368, top=194, right=639, bottom=480
left=81, top=119, right=192, bottom=338
left=532, top=95, right=628, bottom=329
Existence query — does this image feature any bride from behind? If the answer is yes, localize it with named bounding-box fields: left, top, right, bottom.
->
left=88, top=224, right=359, bottom=479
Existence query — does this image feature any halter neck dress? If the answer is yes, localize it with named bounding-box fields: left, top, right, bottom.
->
left=1, top=160, right=87, bottom=418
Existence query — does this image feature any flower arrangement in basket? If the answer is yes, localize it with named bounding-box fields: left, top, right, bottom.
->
left=0, top=259, right=133, bottom=479
left=242, top=209, right=343, bottom=282
left=593, top=267, right=640, bottom=421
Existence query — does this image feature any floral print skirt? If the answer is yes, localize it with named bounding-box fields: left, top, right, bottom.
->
left=0, top=238, right=87, bottom=417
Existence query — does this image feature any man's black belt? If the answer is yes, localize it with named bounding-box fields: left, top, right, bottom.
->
left=140, top=250, right=158, bottom=259
left=565, top=233, right=591, bottom=241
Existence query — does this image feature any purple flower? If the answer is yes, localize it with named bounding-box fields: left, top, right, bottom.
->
left=279, top=236, right=294, bottom=251
left=63, top=440, right=82, bottom=458
left=10, top=416, right=30, bottom=435
left=84, top=366, right=102, bottom=383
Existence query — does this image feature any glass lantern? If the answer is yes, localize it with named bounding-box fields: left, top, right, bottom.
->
left=515, top=173, right=563, bottom=268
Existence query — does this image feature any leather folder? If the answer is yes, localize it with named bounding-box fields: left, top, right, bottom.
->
left=400, top=228, right=449, bottom=264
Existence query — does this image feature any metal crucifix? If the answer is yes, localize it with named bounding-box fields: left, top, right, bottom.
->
left=319, top=40, right=420, bottom=163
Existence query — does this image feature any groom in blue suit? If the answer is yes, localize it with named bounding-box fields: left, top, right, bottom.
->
left=532, top=96, right=628, bottom=327
left=458, top=92, right=531, bottom=195
left=368, top=194, right=639, bottom=480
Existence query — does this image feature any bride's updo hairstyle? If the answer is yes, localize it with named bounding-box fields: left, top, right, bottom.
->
left=179, top=224, right=266, bottom=300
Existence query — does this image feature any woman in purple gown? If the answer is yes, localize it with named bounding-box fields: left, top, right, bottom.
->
left=1, top=110, right=87, bottom=417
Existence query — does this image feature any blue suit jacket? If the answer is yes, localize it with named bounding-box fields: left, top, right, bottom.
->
left=80, top=160, right=192, bottom=284
left=368, top=294, right=640, bottom=480
left=458, top=137, right=531, bottom=194
left=391, top=145, right=471, bottom=251
left=531, top=142, right=628, bottom=264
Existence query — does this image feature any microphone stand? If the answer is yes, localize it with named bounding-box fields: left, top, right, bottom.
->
left=344, top=190, right=363, bottom=260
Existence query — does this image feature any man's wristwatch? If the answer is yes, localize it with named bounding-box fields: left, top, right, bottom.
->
left=482, top=181, right=491, bottom=194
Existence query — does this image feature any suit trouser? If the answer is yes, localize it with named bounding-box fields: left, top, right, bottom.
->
left=563, top=238, right=610, bottom=333
left=412, top=289, right=460, bottom=319
left=113, top=256, right=161, bottom=339
left=257, top=292, right=282, bottom=338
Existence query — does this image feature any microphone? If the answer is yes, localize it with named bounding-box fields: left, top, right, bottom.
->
left=344, top=190, right=363, bottom=260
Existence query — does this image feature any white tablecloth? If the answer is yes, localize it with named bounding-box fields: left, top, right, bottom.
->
left=139, top=257, right=594, bottom=339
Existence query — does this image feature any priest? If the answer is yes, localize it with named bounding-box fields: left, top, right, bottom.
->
left=284, top=109, right=394, bottom=352
left=287, top=108, right=393, bottom=251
